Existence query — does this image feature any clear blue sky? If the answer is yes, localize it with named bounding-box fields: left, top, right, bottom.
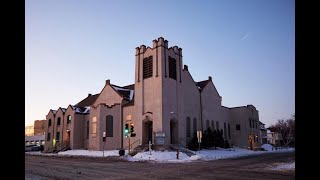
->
left=25, top=0, right=295, bottom=127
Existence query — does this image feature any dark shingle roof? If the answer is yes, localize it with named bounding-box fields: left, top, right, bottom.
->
left=122, top=84, right=135, bottom=90
left=111, top=84, right=134, bottom=101
left=196, top=80, right=210, bottom=92
left=75, top=94, right=100, bottom=108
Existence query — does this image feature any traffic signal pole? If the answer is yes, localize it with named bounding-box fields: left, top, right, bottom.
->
left=128, top=137, right=131, bottom=154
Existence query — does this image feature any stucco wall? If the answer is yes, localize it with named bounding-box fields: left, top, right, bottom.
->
left=229, top=105, right=260, bottom=149
left=182, top=70, right=201, bottom=143
left=97, top=104, right=122, bottom=150
left=73, top=113, right=85, bottom=149
left=93, top=85, right=123, bottom=107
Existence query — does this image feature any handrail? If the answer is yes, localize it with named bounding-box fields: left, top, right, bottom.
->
left=174, top=138, right=187, bottom=147
left=123, top=139, right=141, bottom=150
left=179, top=138, right=187, bottom=146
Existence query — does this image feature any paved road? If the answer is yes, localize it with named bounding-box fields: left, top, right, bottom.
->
left=25, top=152, right=295, bottom=180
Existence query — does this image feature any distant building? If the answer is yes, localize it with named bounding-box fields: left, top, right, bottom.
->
left=259, top=122, right=268, bottom=144
left=267, top=129, right=282, bottom=146
left=44, top=37, right=263, bottom=152
left=25, top=135, right=45, bottom=146
left=34, top=120, right=46, bottom=135
left=25, top=120, right=46, bottom=145
left=25, top=126, right=34, bottom=136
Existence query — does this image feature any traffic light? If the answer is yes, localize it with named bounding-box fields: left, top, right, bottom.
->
left=130, top=123, right=134, bottom=133
left=125, top=123, right=129, bottom=137
left=130, top=123, right=136, bottom=137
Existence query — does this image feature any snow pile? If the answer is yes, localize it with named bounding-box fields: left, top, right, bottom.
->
left=195, top=147, right=265, bottom=160
left=26, top=150, right=128, bottom=157
left=269, top=162, right=295, bottom=171
left=26, top=147, right=295, bottom=163
left=128, top=150, right=196, bottom=163
left=58, top=150, right=123, bottom=157
left=261, top=144, right=274, bottom=151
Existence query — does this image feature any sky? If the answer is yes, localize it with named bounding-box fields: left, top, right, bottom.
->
left=25, top=0, right=295, bottom=127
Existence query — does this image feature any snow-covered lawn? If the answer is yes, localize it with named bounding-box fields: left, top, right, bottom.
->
left=25, top=144, right=294, bottom=163
left=127, top=150, right=199, bottom=163
left=127, top=146, right=294, bottom=163
left=26, top=150, right=128, bottom=157
left=268, top=162, right=295, bottom=171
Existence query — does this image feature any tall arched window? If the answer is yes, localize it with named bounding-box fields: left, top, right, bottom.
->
left=211, top=120, right=215, bottom=130
left=92, top=117, right=97, bottom=137
left=169, top=56, right=177, bottom=80
left=106, top=115, right=113, bottom=137
left=193, top=118, right=197, bottom=134
left=186, top=117, right=191, bottom=137
left=67, top=115, right=71, bottom=124
left=48, top=119, right=52, bottom=127
left=143, top=56, right=153, bottom=79
left=86, top=121, right=89, bottom=139
left=57, top=117, right=61, bottom=125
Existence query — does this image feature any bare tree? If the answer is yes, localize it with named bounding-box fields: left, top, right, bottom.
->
left=268, top=114, right=295, bottom=147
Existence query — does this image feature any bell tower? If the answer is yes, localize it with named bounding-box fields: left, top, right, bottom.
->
left=134, top=37, right=184, bottom=146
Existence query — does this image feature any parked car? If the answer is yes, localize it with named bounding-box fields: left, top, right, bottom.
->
left=25, top=145, right=44, bottom=152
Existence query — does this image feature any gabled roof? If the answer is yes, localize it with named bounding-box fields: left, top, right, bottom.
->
left=122, top=84, right=135, bottom=90
left=75, top=94, right=100, bottom=108
left=196, top=80, right=210, bottom=92
left=111, top=84, right=134, bottom=101
left=72, top=106, right=90, bottom=114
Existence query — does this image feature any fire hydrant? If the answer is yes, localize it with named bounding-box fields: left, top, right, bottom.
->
left=176, top=149, right=180, bottom=159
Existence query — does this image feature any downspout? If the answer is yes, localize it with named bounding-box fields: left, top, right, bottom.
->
left=121, top=103, right=123, bottom=149
left=61, top=111, right=65, bottom=148
left=200, top=92, right=203, bottom=131
left=52, top=114, right=56, bottom=149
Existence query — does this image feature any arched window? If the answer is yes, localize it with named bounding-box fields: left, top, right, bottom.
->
left=193, top=118, right=197, bottom=133
left=206, top=120, right=210, bottom=130
left=57, top=117, right=61, bottom=125
left=143, top=56, right=153, bottom=79
left=186, top=117, right=191, bottom=137
left=224, top=122, right=227, bottom=139
left=67, top=115, right=71, bottom=124
left=169, top=56, right=177, bottom=80
left=86, top=121, right=89, bottom=139
left=48, top=119, right=52, bottom=127
left=228, top=123, right=231, bottom=139
left=211, top=120, right=215, bottom=130
left=106, top=115, right=113, bottom=137
left=92, top=117, right=97, bottom=137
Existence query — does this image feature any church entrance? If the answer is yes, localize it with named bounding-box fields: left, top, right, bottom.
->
left=142, top=120, right=153, bottom=144
left=170, top=119, right=179, bottom=144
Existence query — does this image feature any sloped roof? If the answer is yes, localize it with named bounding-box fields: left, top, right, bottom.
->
left=122, top=84, right=135, bottom=90
left=75, top=94, right=100, bottom=108
left=196, top=80, right=210, bottom=92
left=111, top=84, right=134, bottom=101
left=72, top=106, right=90, bottom=114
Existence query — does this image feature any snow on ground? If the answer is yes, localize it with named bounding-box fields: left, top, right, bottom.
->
left=127, top=150, right=196, bottom=163
left=26, top=146, right=294, bottom=163
left=26, top=150, right=128, bottom=157
left=127, top=147, right=294, bottom=163
left=261, top=144, right=274, bottom=151
left=268, top=162, right=295, bottom=171
left=194, top=147, right=266, bottom=161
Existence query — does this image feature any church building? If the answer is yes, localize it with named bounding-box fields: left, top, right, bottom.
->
left=44, top=37, right=262, bottom=152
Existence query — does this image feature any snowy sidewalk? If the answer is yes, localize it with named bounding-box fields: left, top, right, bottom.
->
left=26, top=145, right=294, bottom=163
